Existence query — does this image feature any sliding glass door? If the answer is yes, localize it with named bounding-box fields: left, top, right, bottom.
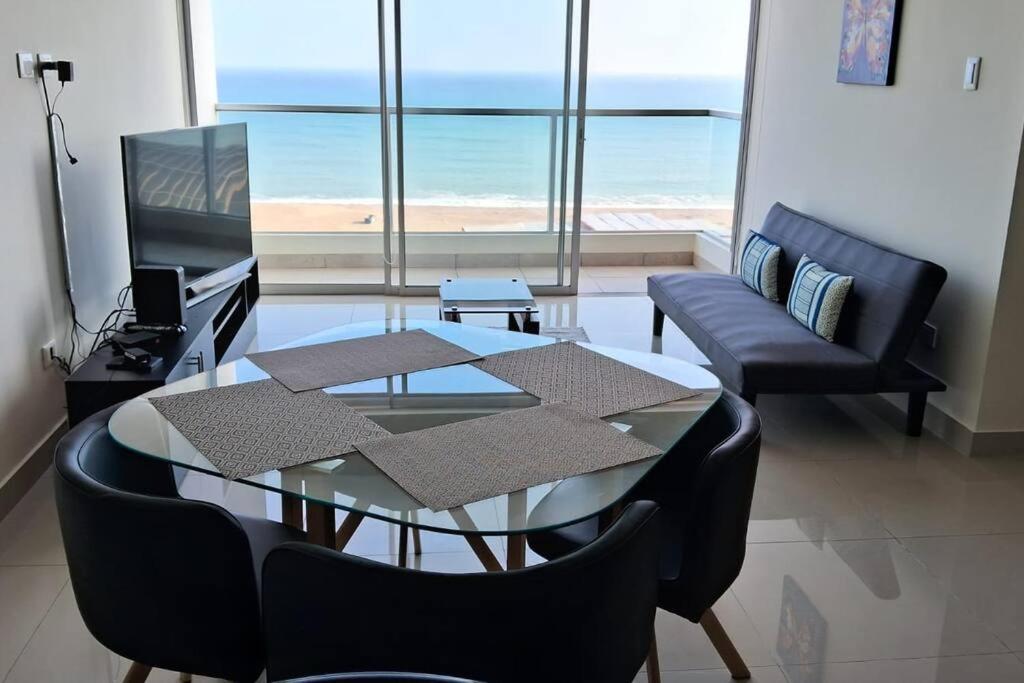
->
left=392, top=0, right=583, bottom=291
left=202, top=0, right=754, bottom=293
left=213, top=0, right=391, bottom=290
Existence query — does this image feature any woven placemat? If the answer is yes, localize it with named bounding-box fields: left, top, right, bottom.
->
left=148, top=379, right=391, bottom=480
left=246, top=329, right=481, bottom=392
left=472, top=341, right=699, bottom=417
left=354, top=403, right=662, bottom=511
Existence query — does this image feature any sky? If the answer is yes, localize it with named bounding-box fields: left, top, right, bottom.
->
left=211, top=0, right=751, bottom=77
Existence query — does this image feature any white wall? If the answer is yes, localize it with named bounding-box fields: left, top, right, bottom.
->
left=741, top=0, right=1024, bottom=434
left=0, top=1, right=186, bottom=485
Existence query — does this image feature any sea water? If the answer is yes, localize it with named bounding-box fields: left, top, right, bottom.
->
left=217, top=69, right=743, bottom=208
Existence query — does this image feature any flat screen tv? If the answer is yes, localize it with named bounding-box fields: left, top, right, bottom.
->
left=121, top=122, right=253, bottom=296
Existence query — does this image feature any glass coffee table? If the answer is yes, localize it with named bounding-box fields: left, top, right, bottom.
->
left=108, top=319, right=721, bottom=570
left=439, top=277, right=540, bottom=334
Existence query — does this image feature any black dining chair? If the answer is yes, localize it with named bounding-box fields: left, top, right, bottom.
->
left=528, top=390, right=762, bottom=681
left=282, top=674, right=483, bottom=683
left=53, top=404, right=307, bottom=683
left=262, top=501, right=662, bottom=683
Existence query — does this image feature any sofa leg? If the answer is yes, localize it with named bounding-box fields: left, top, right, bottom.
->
left=652, top=305, right=665, bottom=337
left=906, top=391, right=927, bottom=437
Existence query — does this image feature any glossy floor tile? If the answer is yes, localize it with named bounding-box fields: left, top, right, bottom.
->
left=632, top=666, right=788, bottom=682
left=781, top=654, right=1024, bottom=683
left=732, top=540, right=1007, bottom=665
left=747, top=460, right=891, bottom=543
left=902, top=533, right=1024, bottom=651
left=6, top=292, right=1024, bottom=682
left=0, top=565, right=68, bottom=679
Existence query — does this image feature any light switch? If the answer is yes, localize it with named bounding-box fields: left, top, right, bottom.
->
left=964, top=57, right=981, bottom=90
left=15, top=52, right=35, bottom=79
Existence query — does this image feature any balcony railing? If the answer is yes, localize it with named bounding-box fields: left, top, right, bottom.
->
left=215, top=103, right=741, bottom=235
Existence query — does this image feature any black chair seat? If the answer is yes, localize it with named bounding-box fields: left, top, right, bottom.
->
left=526, top=512, right=684, bottom=582
left=236, top=514, right=308, bottom=590
left=528, top=391, right=761, bottom=681
left=262, top=502, right=662, bottom=683
left=54, top=404, right=306, bottom=683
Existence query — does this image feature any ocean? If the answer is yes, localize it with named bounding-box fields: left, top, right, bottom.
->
left=217, top=69, right=743, bottom=208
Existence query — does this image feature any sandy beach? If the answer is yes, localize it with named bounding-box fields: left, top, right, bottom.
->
left=251, top=201, right=733, bottom=234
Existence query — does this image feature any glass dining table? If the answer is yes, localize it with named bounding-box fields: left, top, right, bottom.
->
left=108, top=319, right=722, bottom=570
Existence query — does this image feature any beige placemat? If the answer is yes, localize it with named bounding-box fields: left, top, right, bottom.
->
left=246, top=329, right=481, bottom=392
left=472, top=341, right=699, bottom=417
left=354, top=403, right=662, bottom=511
left=148, top=379, right=391, bottom=480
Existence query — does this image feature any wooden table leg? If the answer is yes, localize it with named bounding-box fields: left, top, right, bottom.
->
left=463, top=534, right=503, bottom=572
left=506, top=490, right=527, bottom=569
left=398, top=525, right=409, bottom=568
left=305, top=501, right=336, bottom=548
left=335, top=511, right=364, bottom=552
left=506, top=535, right=526, bottom=570
left=412, top=526, right=422, bottom=555
left=281, top=494, right=302, bottom=530
left=449, top=506, right=504, bottom=572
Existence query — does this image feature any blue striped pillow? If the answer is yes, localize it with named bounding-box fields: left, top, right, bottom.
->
left=787, top=255, right=854, bottom=342
left=739, top=231, right=782, bottom=301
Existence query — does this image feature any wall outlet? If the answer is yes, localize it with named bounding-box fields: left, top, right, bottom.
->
left=41, top=340, right=56, bottom=369
left=15, top=52, right=36, bottom=79
left=35, top=53, right=51, bottom=77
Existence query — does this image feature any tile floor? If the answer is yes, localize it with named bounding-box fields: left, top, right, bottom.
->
left=3, top=291, right=1024, bottom=682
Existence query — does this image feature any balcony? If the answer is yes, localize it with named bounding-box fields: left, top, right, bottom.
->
left=216, top=104, right=740, bottom=240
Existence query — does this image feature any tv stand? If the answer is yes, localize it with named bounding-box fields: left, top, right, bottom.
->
left=65, top=260, right=260, bottom=426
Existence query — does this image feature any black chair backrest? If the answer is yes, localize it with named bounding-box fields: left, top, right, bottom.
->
left=282, top=674, right=483, bottom=683
left=759, top=202, right=946, bottom=367
left=52, top=405, right=266, bottom=683
left=632, top=391, right=761, bottom=622
left=263, top=502, right=661, bottom=683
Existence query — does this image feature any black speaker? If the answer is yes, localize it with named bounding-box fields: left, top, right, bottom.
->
left=132, top=265, right=186, bottom=325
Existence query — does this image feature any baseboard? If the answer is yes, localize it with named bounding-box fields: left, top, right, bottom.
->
left=843, top=393, right=1024, bottom=457
left=964, top=429, right=1024, bottom=457
left=0, top=419, right=67, bottom=522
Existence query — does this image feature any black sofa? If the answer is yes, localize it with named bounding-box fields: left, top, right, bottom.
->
left=649, top=203, right=946, bottom=436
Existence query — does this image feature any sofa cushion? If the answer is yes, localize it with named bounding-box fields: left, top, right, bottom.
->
left=649, top=272, right=877, bottom=394
left=786, top=255, right=854, bottom=342
left=739, top=231, right=782, bottom=301
left=759, top=203, right=946, bottom=368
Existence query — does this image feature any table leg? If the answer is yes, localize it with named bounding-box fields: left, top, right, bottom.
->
left=509, top=311, right=539, bottom=334
left=506, top=535, right=526, bottom=570
left=412, top=526, right=422, bottom=555
left=305, top=501, right=336, bottom=548
left=506, top=490, right=527, bottom=569
left=463, top=535, right=504, bottom=572
left=335, top=511, right=364, bottom=552
left=398, top=525, right=409, bottom=568
left=281, top=495, right=303, bottom=530
left=448, top=506, right=504, bottom=572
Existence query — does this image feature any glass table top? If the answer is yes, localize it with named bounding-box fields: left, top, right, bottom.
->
left=439, top=277, right=537, bottom=314
left=108, top=319, right=721, bottom=535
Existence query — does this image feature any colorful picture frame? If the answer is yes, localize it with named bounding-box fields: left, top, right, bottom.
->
left=837, top=0, right=903, bottom=86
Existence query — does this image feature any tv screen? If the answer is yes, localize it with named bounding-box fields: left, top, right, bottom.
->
left=121, top=123, right=253, bottom=287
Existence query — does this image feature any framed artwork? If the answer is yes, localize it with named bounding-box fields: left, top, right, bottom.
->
left=837, top=0, right=903, bottom=86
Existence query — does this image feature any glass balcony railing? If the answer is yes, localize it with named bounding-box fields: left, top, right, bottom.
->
left=216, top=104, right=740, bottom=237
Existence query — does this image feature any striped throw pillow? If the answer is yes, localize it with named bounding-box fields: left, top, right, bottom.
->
left=787, top=255, right=854, bottom=342
left=739, top=231, right=782, bottom=301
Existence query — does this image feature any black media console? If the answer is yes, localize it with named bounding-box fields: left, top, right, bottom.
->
left=64, top=259, right=260, bottom=426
